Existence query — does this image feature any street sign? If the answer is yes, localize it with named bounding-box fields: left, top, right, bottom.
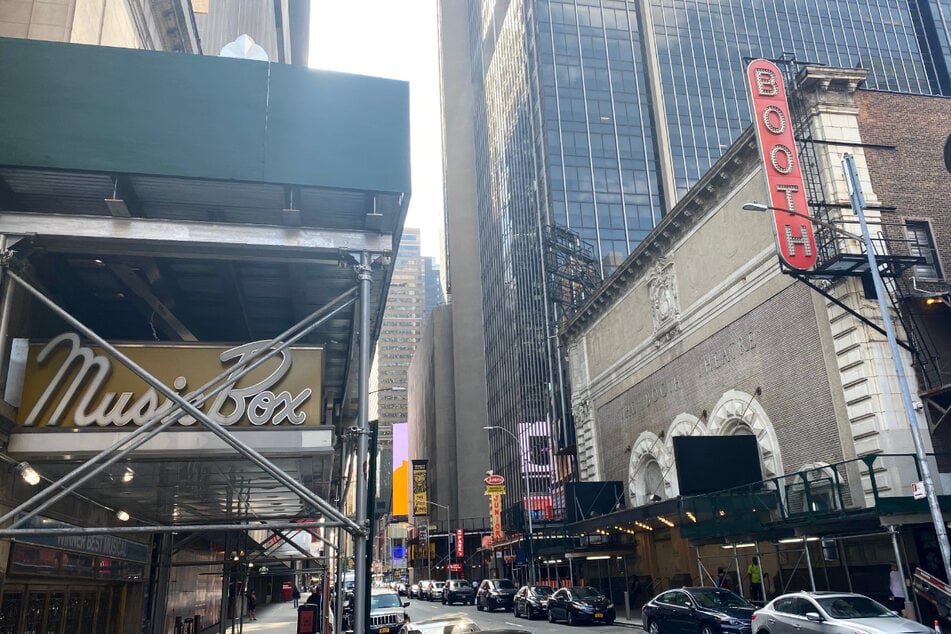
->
left=485, top=474, right=505, bottom=486
left=913, top=481, right=926, bottom=500
left=447, top=563, right=462, bottom=572
left=484, top=485, right=505, bottom=495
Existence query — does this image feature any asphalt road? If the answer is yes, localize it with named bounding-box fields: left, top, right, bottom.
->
left=403, top=596, right=637, bottom=632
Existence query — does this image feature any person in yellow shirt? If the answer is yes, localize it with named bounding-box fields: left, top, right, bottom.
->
left=747, top=557, right=765, bottom=602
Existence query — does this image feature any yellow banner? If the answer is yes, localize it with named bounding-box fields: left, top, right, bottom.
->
left=18, top=333, right=322, bottom=428
left=412, top=460, right=429, bottom=516
left=489, top=492, right=503, bottom=541
left=484, top=485, right=506, bottom=495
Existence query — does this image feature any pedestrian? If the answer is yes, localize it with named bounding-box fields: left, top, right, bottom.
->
left=747, top=557, right=765, bottom=602
left=248, top=591, right=257, bottom=621
left=292, top=585, right=301, bottom=608
left=716, top=567, right=731, bottom=590
left=630, top=576, right=643, bottom=608
left=888, top=563, right=906, bottom=616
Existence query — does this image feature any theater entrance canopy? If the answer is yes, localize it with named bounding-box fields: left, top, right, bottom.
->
left=0, top=37, right=410, bottom=536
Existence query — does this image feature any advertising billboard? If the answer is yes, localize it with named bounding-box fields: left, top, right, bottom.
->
left=391, top=423, right=409, bottom=519
left=412, top=460, right=429, bottom=516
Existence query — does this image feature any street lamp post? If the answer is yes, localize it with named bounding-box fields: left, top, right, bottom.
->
left=426, top=500, right=452, bottom=580
left=484, top=425, right=535, bottom=584
left=744, top=152, right=951, bottom=583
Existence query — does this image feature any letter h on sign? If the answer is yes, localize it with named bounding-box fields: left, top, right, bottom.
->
left=747, top=59, right=817, bottom=271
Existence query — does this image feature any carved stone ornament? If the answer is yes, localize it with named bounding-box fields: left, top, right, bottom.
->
left=647, top=259, right=680, bottom=344
left=572, top=397, right=591, bottom=423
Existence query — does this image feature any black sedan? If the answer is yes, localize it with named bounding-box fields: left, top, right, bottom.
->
left=547, top=586, right=616, bottom=625
left=642, top=587, right=755, bottom=634
left=514, top=585, right=554, bottom=619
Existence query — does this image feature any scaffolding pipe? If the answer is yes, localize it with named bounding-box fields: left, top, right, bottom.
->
left=352, top=251, right=372, bottom=634
left=803, top=536, right=816, bottom=591
left=889, top=526, right=909, bottom=615
left=1, top=269, right=361, bottom=533
left=0, top=520, right=340, bottom=537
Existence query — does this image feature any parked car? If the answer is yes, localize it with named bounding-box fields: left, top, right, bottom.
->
left=642, top=586, right=753, bottom=634
left=443, top=579, right=476, bottom=605
left=548, top=586, right=616, bottom=625
left=368, top=588, right=410, bottom=634
left=412, top=581, right=429, bottom=600
left=408, top=582, right=422, bottom=599
left=427, top=581, right=446, bottom=601
left=752, top=592, right=932, bottom=634
left=514, top=585, right=554, bottom=619
left=476, top=578, right=518, bottom=611
left=397, top=582, right=408, bottom=596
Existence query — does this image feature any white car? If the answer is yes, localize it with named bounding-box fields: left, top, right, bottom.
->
left=752, top=592, right=932, bottom=634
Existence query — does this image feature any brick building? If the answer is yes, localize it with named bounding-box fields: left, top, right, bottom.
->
left=559, top=66, right=951, bottom=610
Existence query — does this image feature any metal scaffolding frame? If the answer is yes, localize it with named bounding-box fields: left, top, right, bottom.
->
left=0, top=246, right=382, bottom=633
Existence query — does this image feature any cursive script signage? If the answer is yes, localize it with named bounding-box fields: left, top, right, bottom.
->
left=17, top=333, right=322, bottom=428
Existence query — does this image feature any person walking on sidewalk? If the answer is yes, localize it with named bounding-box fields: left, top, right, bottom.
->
left=888, top=564, right=906, bottom=616
left=248, top=591, right=257, bottom=621
left=293, top=585, right=301, bottom=608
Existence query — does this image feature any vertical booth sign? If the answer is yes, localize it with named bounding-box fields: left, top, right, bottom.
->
left=747, top=58, right=817, bottom=271
left=455, top=529, right=464, bottom=558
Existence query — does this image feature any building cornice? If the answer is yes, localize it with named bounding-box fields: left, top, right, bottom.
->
left=564, top=127, right=761, bottom=339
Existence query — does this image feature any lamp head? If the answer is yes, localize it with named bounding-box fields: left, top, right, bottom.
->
left=742, top=202, right=770, bottom=213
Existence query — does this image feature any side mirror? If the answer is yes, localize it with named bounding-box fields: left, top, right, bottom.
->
left=403, top=602, right=410, bottom=608
left=805, top=612, right=824, bottom=622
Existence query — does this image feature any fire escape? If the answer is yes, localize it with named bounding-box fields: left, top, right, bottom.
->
left=774, top=55, right=951, bottom=432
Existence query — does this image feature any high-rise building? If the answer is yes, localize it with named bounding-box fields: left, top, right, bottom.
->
left=438, top=0, right=951, bottom=526
left=372, top=228, right=443, bottom=513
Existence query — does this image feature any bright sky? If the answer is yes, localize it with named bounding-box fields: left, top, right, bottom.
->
left=309, top=0, right=444, bottom=259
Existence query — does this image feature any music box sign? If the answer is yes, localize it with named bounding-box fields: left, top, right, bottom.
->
left=17, top=332, right=323, bottom=429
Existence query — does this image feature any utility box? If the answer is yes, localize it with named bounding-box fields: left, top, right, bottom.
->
left=297, top=604, right=319, bottom=634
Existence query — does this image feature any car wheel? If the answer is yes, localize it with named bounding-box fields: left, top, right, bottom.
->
left=649, top=620, right=661, bottom=634
left=701, top=625, right=715, bottom=634
left=548, top=609, right=556, bottom=623
left=606, top=618, right=615, bottom=625
left=567, top=610, right=576, bottom=626
left=477, top=600, right=483, bottom=611
left=468, top=599, right=474, bottom=606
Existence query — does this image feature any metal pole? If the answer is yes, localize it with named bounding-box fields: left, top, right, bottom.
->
left=803, top=536, right=816, bottom=591
left=1, top=271, right=360, bottom=531
left=733, top=544, right=744, bottom=598
left=842, top=153, right=951, bottom=582
left=447, top=505, right=452, bottom=580
left=889, top=526, right=909, bottom=615
left=0, top=520, right=341, bottom=537
left=352, top=251, right=372, bottom=634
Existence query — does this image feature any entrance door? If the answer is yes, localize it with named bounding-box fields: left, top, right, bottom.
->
left=0, top=584, right=118, bottom=634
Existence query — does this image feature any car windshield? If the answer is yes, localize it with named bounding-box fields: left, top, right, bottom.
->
left=691, top=588, right=753, bottom=609
left=817, top=596, right=896, bottom=619
left=572, top=587, right=603, bottom=600
left=371, top=594, right=403, bottom=609
left=532, top=586, right=554, bottom=596
left=495, top=580, right=516, bottom=590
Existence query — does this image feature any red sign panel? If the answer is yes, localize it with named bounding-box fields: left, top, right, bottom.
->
left=455, top=529, right=464, bottom=558
left=747, top=59, right=816, bottom=271
left=484, top=474, right=505, bottom=486
left=447, top=563, right=463, bottom=572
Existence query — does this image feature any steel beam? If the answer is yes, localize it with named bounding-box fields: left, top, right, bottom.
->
left=0, top=520, right=340, bottom=537
left=0, top=212, right=391, bottom=261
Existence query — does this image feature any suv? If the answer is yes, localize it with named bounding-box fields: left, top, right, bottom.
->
left=476, top=578, right=517, bottom=611
left=442, top=579, right=475, bottom=605
left=368, top=588, right=409, bottom=634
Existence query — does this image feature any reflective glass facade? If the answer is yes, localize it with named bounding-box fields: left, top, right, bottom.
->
left=444, top=0, right=951, bottom=517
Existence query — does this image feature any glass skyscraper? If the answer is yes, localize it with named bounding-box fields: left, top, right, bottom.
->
left=439, top=0, right=951, bottom=522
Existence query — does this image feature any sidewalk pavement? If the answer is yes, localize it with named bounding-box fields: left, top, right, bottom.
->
left=210, top=601, right=643, bottom=632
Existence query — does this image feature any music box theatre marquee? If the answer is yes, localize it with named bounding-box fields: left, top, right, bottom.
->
left=7, top=332, right=328, bottom=455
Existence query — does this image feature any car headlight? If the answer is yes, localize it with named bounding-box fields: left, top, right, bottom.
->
left=716, top=614, right=741, bottom=625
